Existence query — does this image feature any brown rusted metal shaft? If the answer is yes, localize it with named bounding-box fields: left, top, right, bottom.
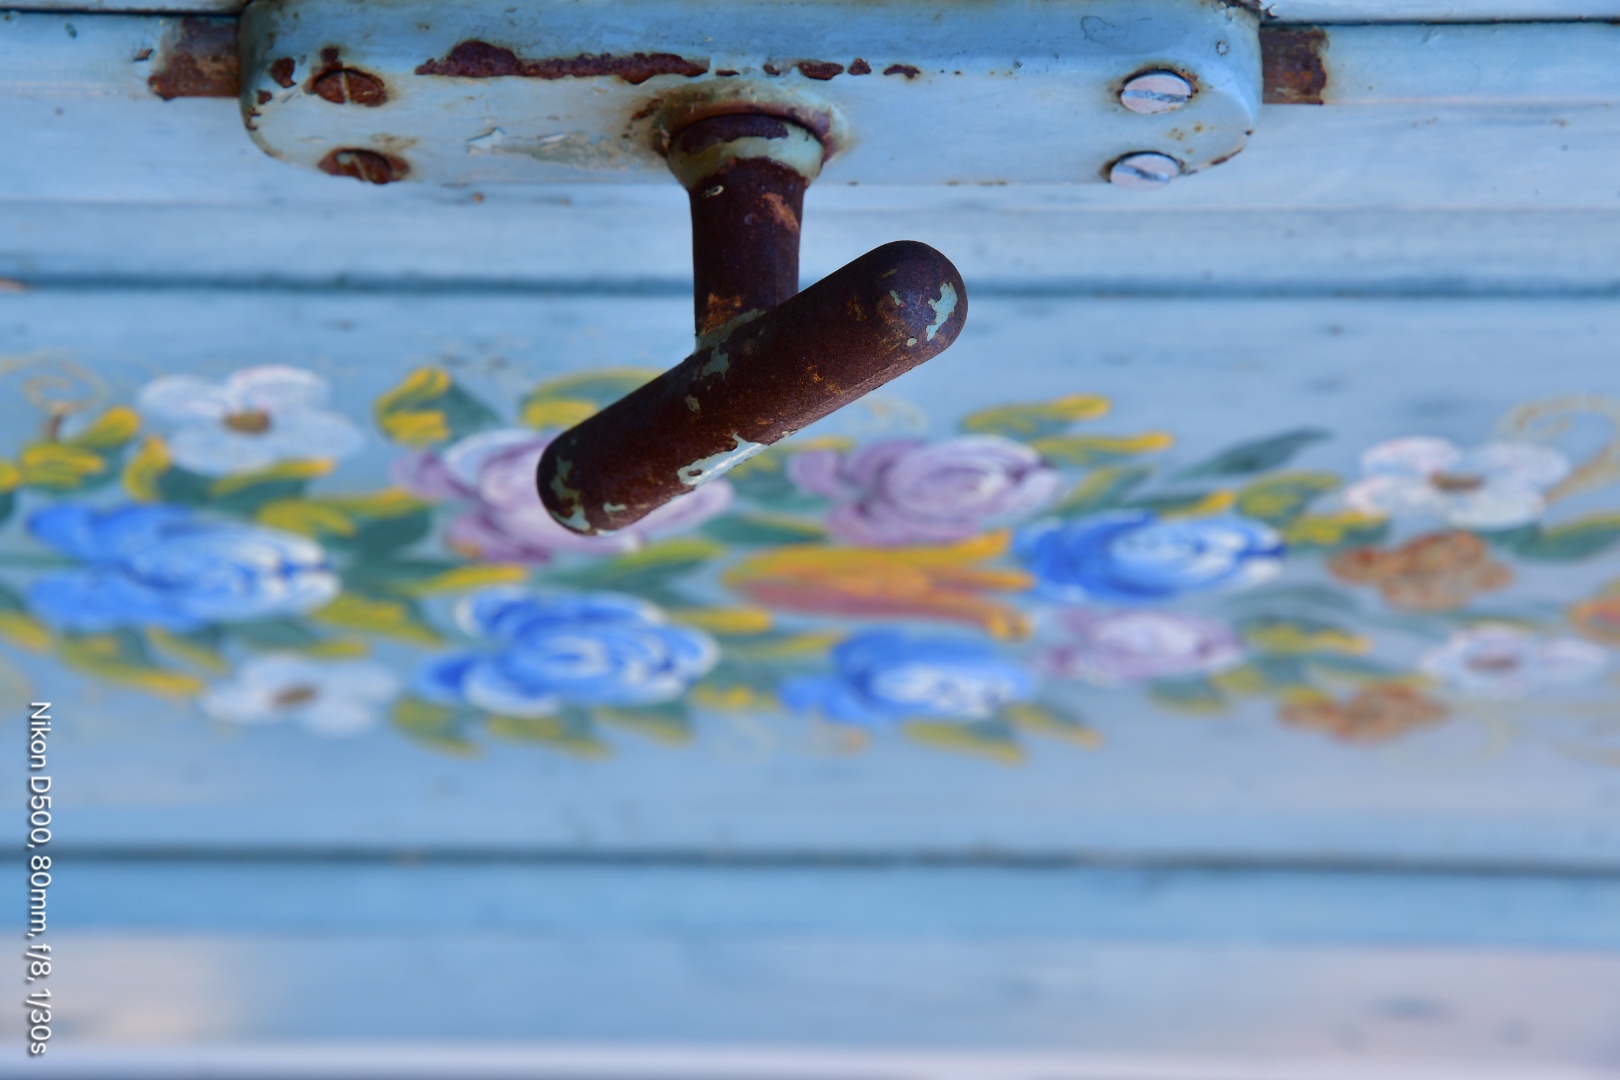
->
left=537, top=240, right=967, bottom=535
left=668, top=114, right=823, bottom=339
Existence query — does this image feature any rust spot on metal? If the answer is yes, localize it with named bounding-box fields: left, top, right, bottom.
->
left=672, top=115, right=808, bottom=339
left=537, top=241, right=967, bottom=535
left=415, top=40, right=707, bottom=84
left=883, top=63, right=920, bottom=79
left=1260, top=26, right=1327, bottom=105
left=797, top=60, right=844, bottom=81
left=848, top=58, right=871, bottom=75
left=318, top=148, right=408, bottom=184
left=630, top=98, right=664, bottom=122
left=269, top=57, right=297, bottom=88
left=147, top=17, right=239, bottom=100
left=762, top=63, right=782, bottom=76
left=133, top=47, right=152, bottom=62
left=715, top=69, right=740, bottom=77
left=256, top=89, right=272, bottom=105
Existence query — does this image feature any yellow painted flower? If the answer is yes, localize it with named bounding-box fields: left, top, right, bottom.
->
left=724, top=532, right=1033, bottom=639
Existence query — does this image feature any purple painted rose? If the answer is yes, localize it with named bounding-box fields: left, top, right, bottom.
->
left=789, top=436, right=1061, bottom=547
left=1043, top=609, right=1244, bottom=686
left=394, top=429, right=732, bottom=562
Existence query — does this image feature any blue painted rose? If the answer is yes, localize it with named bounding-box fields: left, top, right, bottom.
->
left=781, top=630, right=1036, bottom=727
left=417, top=590, right=719, bottom=718
left=1017, top=510, right=1284, bottom=604
left=26, top=504, right=340, bottom=632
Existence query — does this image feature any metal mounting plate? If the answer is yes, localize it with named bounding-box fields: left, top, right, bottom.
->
left=239, top=0, right=1260, bottom=186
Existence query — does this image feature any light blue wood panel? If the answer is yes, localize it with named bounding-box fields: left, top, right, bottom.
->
left=6, top=861, right=1619, bottom=1064
left=1, top=289, right=1616, bottom=863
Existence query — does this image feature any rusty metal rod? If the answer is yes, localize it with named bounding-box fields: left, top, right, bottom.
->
left=537, top=240, right=967, bottom=535
left=667, top=113, right=823, bottom=339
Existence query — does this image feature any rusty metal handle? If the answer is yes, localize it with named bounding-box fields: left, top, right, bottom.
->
left=536, top=114, right=968, bottom=536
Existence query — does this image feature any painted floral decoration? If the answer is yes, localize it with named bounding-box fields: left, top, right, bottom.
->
left=1280, top=684, right=1449, bottom=744
left=788, top=436, right=1061, bottom=546
left=1342, top=437, right=1570, bottom=530
left=780, top=630, right=1036, bottom=727
left=1, top=354, right=1617, bottom=762
left=1420, top=625, right=1609, bottom=698
left=418, top=590, right=719, bottom=718
left=1044, top=610, right=1245, bottom=686
left=1328, top=530, right=1513, bottom=612
left=1017, top=511, right=1284, bottom=604
left=25, top=504, right=339, bottom=632
left=202, top=654, right=398, bottom=737
left=396, top=428, right=733, bottom=563
left=135, top=365, right=363, bottom=477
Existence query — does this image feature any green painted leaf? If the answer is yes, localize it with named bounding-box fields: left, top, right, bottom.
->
left=1221, top=584, right=1363, bottom=616
left=226, top=618, right=328, bottom=650
left=1209, top=654, right=1313, bottom=696
left=902, top=719, right=1025, bottom=764
left=1236, top=614, right=1369, bottom=655
left=1508, top=514, right=1620, bottom=561
left=1053, top=464, right=1153, bottom=518
left=1029, top=432, right=1173, bottom=467
left=486, top=708, right=610, bottom=758
left=55, top=629, right=204, bottom=695
left=1305, top=653, right=1403, bottom=682
left=209, top=479, right=317, bottom=516
left=519, top=369, right=659, bottom=425
left=594, top=701, right=693, bottom=745
left=0, top=489, right=12, bottom=529
left=1180, top=429, right=1331, bottom=479
left=702, top=514, right=826, bottom=545
left=342, top=558, right=463, bottom=594
left=1235, top=471, right=1342, bottom=524
left=1121, top=489, right=1225, bottom=517
left=553, top=538, right=725, bottom=591
left=959, top=395, right=1110, bottom=439
left=391, top=696, right=479, bottom=756
left=1148, top=676, right=1228, bottom=713
left=0, top=579, right=24, bottom=613
left=437, top=382, right=503, bottom=440
left=153, top=466, right=215, bottom=506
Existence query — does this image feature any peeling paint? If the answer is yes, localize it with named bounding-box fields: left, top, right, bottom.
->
left=925, top=282, right=959, bottom=342
left=677, top=434, right=766, bottom=486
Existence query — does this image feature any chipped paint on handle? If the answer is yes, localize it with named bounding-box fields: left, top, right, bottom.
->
left=676, top=434, right=767, bottom=486
left=536, top=240, right=968, bottom=535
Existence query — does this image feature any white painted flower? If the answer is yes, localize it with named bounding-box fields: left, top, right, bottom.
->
left=136, top=365, right=363, bottom=477
left=1420, top=625, right=1608, bottom=699
left=201, top=654, right=399, bottom=737
left=1342, top=436, right=1569, bottom=530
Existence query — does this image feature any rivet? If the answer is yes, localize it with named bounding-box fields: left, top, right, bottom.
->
left=1108, top=152, right=1181, bottom=190
left=1119, top=69, right=1194, bottom=114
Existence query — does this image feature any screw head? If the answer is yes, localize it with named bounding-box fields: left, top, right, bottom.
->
left=319, top=148, right=407, bottom=184
left=1108, top=152, right=1181, bottom=190
left=1119, top=70, right=1194, bottom=114
left=311, top=67, right=387, bottom=106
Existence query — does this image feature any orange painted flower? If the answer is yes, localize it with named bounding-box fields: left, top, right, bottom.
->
left=1280, top=684, right=1448, bottom=744
left=1570, top=583, right=1620, bottom=646
left=722, top=532, right=1033, bottom=640
left=1328, top=530, right=1512, bottom=611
